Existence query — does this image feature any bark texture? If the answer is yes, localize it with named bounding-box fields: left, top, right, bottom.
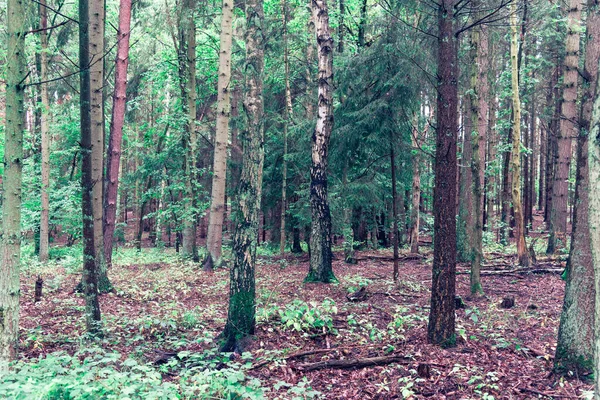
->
left=80, top=0, right=103, bottom=336
left=428, top=0, right=457, bottom=347
left=222, top=0, right=265, bottom=352
left=587, top=28, right=600, bottom=400
left=206, top=0, right=234, bottom=266
left=104, top=0, right=132, bottom=278
left=548, top=0, right=582, bottom=253
left=0, top=0, right=26, bottom=364
left=178, top=0, right=198, bottom=259
left=555, top=0, right=599, bottom=374
left=306, top=0, right=336, bottom=283
left=468, top=19, right=487, bottom=296
left=39, top=0, right=50, bottom=262
left=510, top=1, right=530, bottom=268
left=280, top=0, right=293, bottom=255
left=89, top=0, right=108, bottom=289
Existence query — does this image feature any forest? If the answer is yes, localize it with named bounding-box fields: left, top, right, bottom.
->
left=1, top=0, right=600, bottom=397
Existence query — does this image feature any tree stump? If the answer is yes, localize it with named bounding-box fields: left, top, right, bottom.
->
left=500, top=297, right=515, bottom=309
left=34, top=276, right=43, bottom=302
left=455, top=295, right=466, bottom=309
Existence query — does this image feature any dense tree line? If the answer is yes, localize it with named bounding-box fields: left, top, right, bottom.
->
left=1, top=0, right=600, bottom=395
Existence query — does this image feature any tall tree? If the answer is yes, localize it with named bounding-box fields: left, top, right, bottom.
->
left=279, top=0, right=293, bottom=255
left=587, top=29, right=600, bottom=400
left=467, top=12, right=487, bottom=295
left=547, top=0, right=582, bottom=253
left=90, top=0, right=108, bottom=288
left=510, top=0, right=530, bottom=267
left=104, top=0, right=133, bottom=272
left=80, top=0, right=103, bottom=336
left=0, top=0, right=26, bottom=364
left=205, top=0, right=234, bottom=268
left=428, top=0, right=458, bottom=347
left=221, top=0, right=265, bottom=351
left=39, top=0, right=51, bottom=263
left=555, top=0, right=599, bottom=375
left=305, top=0, right=336, bottom=283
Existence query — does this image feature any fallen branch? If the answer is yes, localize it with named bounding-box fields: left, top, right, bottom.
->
left=250, top=348, right=335, bottom=370
left=458, top=267, right=563, bottom=276
left=295, top=355, right=410, bottom=372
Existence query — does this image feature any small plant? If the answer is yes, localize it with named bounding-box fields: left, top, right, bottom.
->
left=259, top=298, right=338, bottom=335
left=345, top=275, right=371, bottom=294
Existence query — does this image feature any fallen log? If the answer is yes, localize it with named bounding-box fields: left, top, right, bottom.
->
left=458, top=267, right=563, bottom=276
left=295, top=355, right=410, bottom=372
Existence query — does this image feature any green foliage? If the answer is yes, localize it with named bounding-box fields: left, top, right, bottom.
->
left=258, top=298, right=338, bottom=335
left=0, top=346, right=322, bottom=399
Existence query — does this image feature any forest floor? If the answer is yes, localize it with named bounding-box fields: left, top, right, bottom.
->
left=16, top=234, right=593, bottom=399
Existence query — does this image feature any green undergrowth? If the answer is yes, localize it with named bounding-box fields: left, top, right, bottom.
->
left=0, top=346, right=322, bottom=400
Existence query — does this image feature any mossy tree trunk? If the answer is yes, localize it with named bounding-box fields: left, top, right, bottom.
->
left=555, top=0, right=598, bottom=375
left=221, top=0, right=265, bottom=352
left=306, top=0, right=336, bottom=283
left=467, top=9, right=486, bottom=296
left=175, top=0, right=199, bottom=260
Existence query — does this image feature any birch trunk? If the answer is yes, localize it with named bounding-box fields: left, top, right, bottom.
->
left=306, top=0, right=336, bottom=283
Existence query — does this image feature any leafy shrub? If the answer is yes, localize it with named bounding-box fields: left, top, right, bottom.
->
left=258, top=299, right=338, bottom=335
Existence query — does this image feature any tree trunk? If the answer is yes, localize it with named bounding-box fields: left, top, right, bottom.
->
left=89, top=0, right=108, bottom=290
left=0, top=0, right=26, bottom=364
left=555, top=0, right=598, bottom=375
left=487, top=69, right=498, bottom=233
left=457, top=96, right=474, bottom=263
left=338, top=0, right=345, bottom=53
left=221, top=0, right=264, bottom=352
left=177, top=0, right=198, bottom=260
left=409, top=112, right=422, bottom=254
left=391, top=143, right=399, bottom=282
left=206, top=0, right=234, bottom=267
left=80, top=0, right=103, bottom=336
left=428, top=0, right=457, bottom=347
left=468, top=18, right=486, bottom=295
left=39, top=0, right=51, bottom=263
left=548, top=0, right=582, bottom=253
left=509, top=0, right=530, bottom=268
left=280, top=0, right=293, bottom=255
left=103, top=0, right=131, bottom=284
left=586, top=25, right=600, bottom=400
left=306, top=0, right=336, bottom=283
